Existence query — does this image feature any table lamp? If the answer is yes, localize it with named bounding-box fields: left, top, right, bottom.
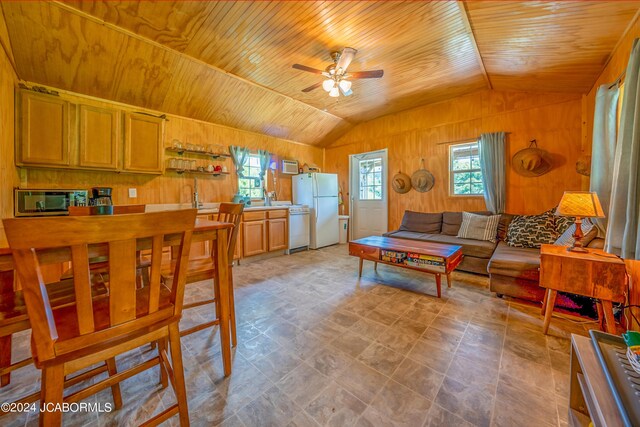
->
left=555, top=191, right=605, bottom=253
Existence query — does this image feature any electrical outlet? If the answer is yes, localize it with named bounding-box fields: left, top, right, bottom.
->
left=128, top=188, right=137, bottom=198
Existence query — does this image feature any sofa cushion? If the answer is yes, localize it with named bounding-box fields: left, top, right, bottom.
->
left=457, top=212, right=501, bottom=243
left=398, top=211, right=442, bottom=233
left=506, top=211, right=557, bottom=248
left=426, top=234, right=497, bottom=259
left=488, top=242, right=540, bottom=280
left=442, top=211, right=491, bottom=236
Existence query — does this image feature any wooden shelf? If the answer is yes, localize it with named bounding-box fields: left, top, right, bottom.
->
left=165, top=167, right=230, bottom=176
left=165, top=147, right=231, bottom=159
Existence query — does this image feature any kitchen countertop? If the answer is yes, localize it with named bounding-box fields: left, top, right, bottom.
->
left=145, top=202, right=293, bottom=215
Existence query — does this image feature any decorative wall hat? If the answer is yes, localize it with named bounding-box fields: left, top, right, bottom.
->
left=411, top=159, right=435, bottom=193
left=392, top=172, right=412, bottom=194
left=512, top=139, right=553, bottom=177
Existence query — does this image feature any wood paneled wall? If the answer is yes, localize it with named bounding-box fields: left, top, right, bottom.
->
left=22, top=111, right=323, bottom=206
left=0, top=10, right=18, bottom=246
left=325, top=89, right=583, bottom=230
left=583, top=12, right=640, bottom=331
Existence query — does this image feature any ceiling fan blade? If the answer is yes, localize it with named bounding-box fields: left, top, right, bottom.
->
left=336, top=47, right=357, bottom=73
left=349, top=69, right=384, bottom=79
left=301, top=82, right=323, bottom=93
left=292, top=64, right=324, bottom=75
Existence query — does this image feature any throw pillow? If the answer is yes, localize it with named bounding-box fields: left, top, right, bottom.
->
left=506, top=211, right=557, bottom=248
left=456, top=212, right=501, bottom=243
left=554, top=219, right=597, bottom=247
left=442, top=211, right=491, bottom=236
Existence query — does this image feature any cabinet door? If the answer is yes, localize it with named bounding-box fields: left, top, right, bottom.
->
left=123, top=112, right=163, bottom=174
left=78, top=104, right=120, bottom=170
left=268, top=218, right=288, bottom=251
left=243, top=220, right=267, bottom=257
left=18, top=91, right=70, bottom=166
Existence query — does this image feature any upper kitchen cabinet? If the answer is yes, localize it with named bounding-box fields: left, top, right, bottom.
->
left=78, top=104, right=120, bottom=170
left=123, top=113, right=164, bottom=174
left=17, top=90, right=70, bottom=167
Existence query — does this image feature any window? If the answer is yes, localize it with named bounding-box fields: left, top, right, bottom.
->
left=359, top=158, right=382, bottom=200
left=450, top=141, right=483, bottom=196
left=238, top=153, right=264, bottom=199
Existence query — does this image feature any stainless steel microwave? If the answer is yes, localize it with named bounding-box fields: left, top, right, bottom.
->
left=14, top=189, right=89, bottom=217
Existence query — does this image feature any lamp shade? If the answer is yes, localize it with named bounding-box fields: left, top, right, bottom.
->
left=555, top=191, right=605, bottom=218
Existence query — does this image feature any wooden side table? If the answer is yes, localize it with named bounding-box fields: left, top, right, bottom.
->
left=539, top=244, right=628, bottom=335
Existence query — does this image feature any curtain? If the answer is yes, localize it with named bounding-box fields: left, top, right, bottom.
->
left=257, top=150, right=271, bottom=180
left=605, top=38, right=640, bottom=259
left=478, top=132, right=506, bottom=214
left=229, top=146, right=250, bottom=177
left=590, top=84, right=619, bottom=236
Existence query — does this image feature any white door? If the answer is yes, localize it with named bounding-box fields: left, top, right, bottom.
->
left=349, top=149, right=388, bottom=240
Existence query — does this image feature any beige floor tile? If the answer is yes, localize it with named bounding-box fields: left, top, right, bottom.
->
left=392, top=358, right=445, bottom=400
left=424, top=403, right=474, bottom=427
left=235, top=385, right=301, bottom=427
left=305, top=381, right=367, bottom=426
left=407, top=339, right=454, bottom=374
left=331, top=330, right=373, bottom=358
left=434, top=376, right=494, bottom=427
left=349, top=318, right=389, bottom=341
left=251, top=346, right=303, bottom=383
left=357, top=341, right=405, bottom=376
left=335, top=360, right=388, bottom=404
left=500, top=349, right=554, bottom=391
left=276, top=363, right=331, bottom=408
left=421, top=325, right=464, bottom=353
left=366, top=379, right=432, bottom=427
left=308, top=346, right=355, bottom=378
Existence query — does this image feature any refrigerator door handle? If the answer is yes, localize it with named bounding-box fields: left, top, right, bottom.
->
left=315, top=200, right=319, bottom=224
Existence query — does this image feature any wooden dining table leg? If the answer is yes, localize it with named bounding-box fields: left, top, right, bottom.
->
left=0, top=269, right=13, bottom=387
left=214, top=228, right=232, bottom=377
left=0, top=335, right=11, bottom=387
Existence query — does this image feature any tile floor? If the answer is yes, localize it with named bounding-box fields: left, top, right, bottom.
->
left=1, top=244, right=597, bottom=426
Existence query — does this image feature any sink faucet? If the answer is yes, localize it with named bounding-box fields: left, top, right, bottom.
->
left=192, top=177, right=202, bottom=209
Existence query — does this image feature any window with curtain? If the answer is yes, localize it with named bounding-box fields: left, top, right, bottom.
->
left=450, top=141, right=483, bottom=195
left=237, top=153, right=264, bottom=199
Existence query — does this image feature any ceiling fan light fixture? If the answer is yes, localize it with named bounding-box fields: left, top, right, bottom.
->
left=322, top=79, right=334, bottom=92
left=329, top=86, right=340, bottom=97
left=339, top=79, right=352, bottom=92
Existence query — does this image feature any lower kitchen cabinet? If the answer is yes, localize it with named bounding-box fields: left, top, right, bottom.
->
left=243, top=220, right=268, bottom=257
left=268, top=218, right=288, bottom=251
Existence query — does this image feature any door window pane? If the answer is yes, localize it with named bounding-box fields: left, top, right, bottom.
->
left=359, top=158, right=383, bottom=200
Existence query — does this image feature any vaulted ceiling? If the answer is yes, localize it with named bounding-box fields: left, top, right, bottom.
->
left=1, top=1, right=639, bottom=146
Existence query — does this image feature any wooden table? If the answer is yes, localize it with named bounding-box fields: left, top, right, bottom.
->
left=0, top=217, right=236, bottom=377
left=540, top=244, right=628, bottom=335
left=349, top=236, right=463, bottom=298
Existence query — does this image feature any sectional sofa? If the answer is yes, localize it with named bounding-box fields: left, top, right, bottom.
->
left=383, top=210, right=603, bottom=303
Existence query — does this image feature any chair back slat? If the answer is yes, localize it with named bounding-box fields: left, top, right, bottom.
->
left=2, top=210, right=197, bottom=362
left=70, top=244, right=95, bottom=334
left=108, top=240, right=138, bottom=326
left=147, top=235, right=164, bottom=314
left=216, top=203, right=244, bottom=260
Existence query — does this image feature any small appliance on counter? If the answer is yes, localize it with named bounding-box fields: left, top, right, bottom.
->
left=91, top=187, right=113, bottom=206
left=14, top=188, right=88, bottom=217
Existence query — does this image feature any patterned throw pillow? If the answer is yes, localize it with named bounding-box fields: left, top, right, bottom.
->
left=554, top=219, right=596, bottom=247
left=457, top=212, right=501, bottom=243
left=506, top=211, right=557, bottom=248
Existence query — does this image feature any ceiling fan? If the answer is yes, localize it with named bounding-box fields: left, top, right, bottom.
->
left=292, top=47, right=384, bottom=97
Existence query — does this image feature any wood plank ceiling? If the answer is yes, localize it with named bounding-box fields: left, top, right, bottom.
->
left=1, top=1, right=639, bottom=146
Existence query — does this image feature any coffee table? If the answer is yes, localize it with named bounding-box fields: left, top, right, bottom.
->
left=349, top=236, right=463, bottom=298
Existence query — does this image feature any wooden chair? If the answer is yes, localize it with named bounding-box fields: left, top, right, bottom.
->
left=163, top=203, right=243, bottom=344
left=67, top=204, right=149, bottom=285
left=3, top=209, right=197, bottom=426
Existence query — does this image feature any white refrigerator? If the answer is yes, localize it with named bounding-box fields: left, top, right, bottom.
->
left=292, top=173, right=339, bottom=249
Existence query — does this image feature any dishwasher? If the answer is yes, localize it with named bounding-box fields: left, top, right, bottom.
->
left=287, top=205, right=310, bottom=254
